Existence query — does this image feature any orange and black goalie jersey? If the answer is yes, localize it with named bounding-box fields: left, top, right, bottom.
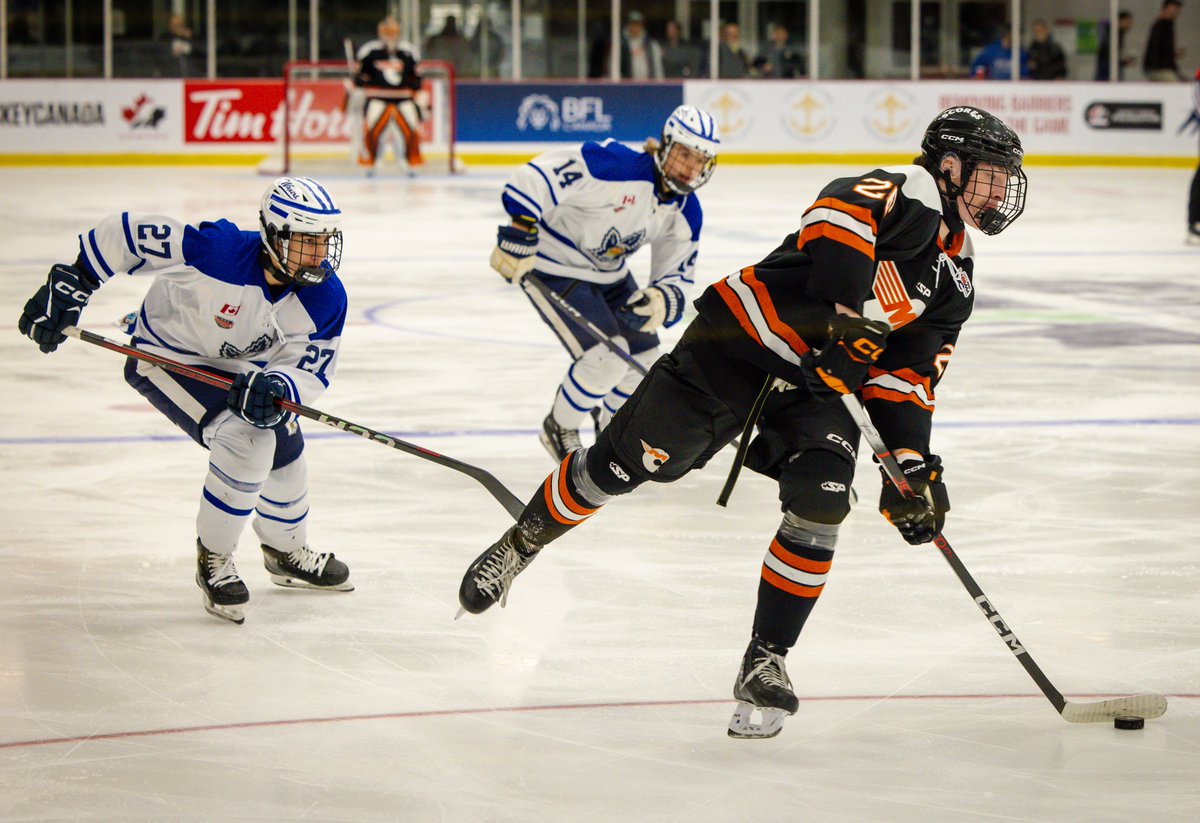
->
left=694, top=164, right=975, bottom=457
left=355, top=40, right=422, bottom=98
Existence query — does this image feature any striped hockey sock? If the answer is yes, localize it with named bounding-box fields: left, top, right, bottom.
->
left=752, top=530, right=835, bottom=648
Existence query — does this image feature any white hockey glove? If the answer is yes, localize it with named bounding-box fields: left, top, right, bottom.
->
left=616, top=284, right=685, bottom=332
left=490, top=218, right=538, bottom=284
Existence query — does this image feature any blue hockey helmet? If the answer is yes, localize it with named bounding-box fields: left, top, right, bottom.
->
left=259, top=177, right=343, bottom=286
left=655, top=105, right=720, bottom=196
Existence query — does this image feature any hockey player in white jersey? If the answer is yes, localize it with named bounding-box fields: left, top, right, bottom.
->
left=490, top=105, right=719, bottom=459
left=18, top=177, right=353, bottom=624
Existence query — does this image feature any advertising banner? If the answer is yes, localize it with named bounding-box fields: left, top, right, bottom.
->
left=456, top=82, right=683, bottom=142
left=0, top=79, right=180, bottom=153
left=683, top=80, right=1197, bottom=160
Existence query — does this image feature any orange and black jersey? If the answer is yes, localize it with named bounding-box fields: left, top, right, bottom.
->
left=355, top=41, right=422, bottom=97
left=694, top=164, right=976, bottom=457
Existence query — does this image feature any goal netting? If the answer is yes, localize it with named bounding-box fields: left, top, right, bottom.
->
left=258, top=59, right=458, bottom=177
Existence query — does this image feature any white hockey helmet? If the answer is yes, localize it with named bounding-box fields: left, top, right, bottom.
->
left=259, top=176, right=343, bottom=286
left=655, top=105, right=720, bottom=195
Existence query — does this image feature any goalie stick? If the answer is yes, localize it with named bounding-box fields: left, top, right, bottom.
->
left=840, top=392, right=1167, bottom=723
left=62, top=326, right=525, bottom=521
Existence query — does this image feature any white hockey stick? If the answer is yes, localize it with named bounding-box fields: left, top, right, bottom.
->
left=841, top=393, right=1168, bottom=723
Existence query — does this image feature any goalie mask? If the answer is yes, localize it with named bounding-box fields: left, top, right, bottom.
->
left=920, top=106, right=1026, bottom=236
left=259, top=177, right=343, bottom=286
left=655, top=105, right=720, bottom=196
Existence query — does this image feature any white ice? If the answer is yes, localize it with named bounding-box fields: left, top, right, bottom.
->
left=1, top=163, right=1198, bottom=822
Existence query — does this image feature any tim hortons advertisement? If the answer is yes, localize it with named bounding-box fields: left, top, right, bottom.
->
left=184, top=80, right=434, bottom=146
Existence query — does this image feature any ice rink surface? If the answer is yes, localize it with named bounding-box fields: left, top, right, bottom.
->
left=1, top=162, right=1198, bottom=822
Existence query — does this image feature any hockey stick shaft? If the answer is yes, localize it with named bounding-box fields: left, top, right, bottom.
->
left=839, top=393, right=1070, bottom=714
left=716, top=374, right=772, bottom=507
left=521, top=275, right=649, bottom=376
left=63, top=326, right=526, bottom=521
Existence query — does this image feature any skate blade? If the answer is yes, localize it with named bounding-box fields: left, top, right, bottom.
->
left=454, top=606, right=467, bottom=620
left=727, top=702, right=787, bottom=739
left=268, top=574, right=354, bottom=592
left=201, top=598, right=245, bottom=625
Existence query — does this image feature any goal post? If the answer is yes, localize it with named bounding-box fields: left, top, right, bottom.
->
left=259, top=59, right=458, bottom=177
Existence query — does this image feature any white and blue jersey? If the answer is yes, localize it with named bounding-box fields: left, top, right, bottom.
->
left=501, top=139, right=703, bottom=311
left=77, top=213, right=346, bottom=411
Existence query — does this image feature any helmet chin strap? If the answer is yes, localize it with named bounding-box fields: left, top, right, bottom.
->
left=934, top=165, right=966, bottom=235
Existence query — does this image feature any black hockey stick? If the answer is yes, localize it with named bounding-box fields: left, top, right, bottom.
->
left=520, top=275, right=649, bottom=376
left=840, top=393, right=1167, bottom=723
left=715, top=374, right=772, bottom=507
left=62, top=326, right=525, bottom=521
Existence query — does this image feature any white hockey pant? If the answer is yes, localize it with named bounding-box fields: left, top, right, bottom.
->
left=197, top=412, right=308, bottom=556
left=551, top=341, right=630, bottom=430
left=597, top=347, right=660, bottom=429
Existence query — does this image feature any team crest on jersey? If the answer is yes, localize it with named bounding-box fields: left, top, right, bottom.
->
left=588, top=227, right=646, bottom=263
left=214, top=315, right=234, bottom=329
left=218, top=334, right=273, bottom=359
left=935, top=253, right=972, bottom=298
left=640, top=440, right=670, bottom=473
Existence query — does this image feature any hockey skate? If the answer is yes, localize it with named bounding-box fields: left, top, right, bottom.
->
left=457, top=525, right=540, bottom=616
left=261, top=544, right=354, bottom=591
left=728, top=637, right=800, bottom=739
left=1187, top=224, right=1200, bottom=246
left=539, top=414, right=582, bottom=461
left=196, top=540, right=249, bottom=625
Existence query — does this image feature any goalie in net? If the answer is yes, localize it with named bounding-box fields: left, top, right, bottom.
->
left=354, top=16, right=425, bottom=175
left=261, top=61, right=456, bottom=176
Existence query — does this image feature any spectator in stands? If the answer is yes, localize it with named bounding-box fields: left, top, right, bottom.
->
left=620, top=12, right=664, bottom=79
left=425, top=15, right=470, bottom=69
left=1143, top=0, right=1185, bottom=81
left=661, top=20, right=700, bottom=78
left=165, top=12, right=195, bottom=77
left=1095, top=10, right=1135, bottom=81
left=970, top=28, right=1029, bottom=80
left=701, top=22, right=751, bottom=78
left=759, top=22, right=804, bottom=78
left=1028, top=19, right=1067, bottom=80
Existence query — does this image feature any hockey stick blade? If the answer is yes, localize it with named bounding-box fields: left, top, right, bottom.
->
left=62, top=326, right=525, bottom=520
left=1059, top=694, right=1168, bottom=723
left=840, top=394, right=1169, bottom=725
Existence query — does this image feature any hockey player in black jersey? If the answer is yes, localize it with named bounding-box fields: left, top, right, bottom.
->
left=458, top=106, right=1027, bottom=738
left=354, top=17, right=424, bottom=174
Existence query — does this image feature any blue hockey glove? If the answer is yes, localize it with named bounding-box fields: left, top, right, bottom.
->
left=800, top=315, right=890, bottom=401
left=879, top=455, right=950, bottom=545
left=616, top=285, right=685, bottom=332
left=227, top=371, right=294, bottom=429
left=489, top=220, right=538, bottom=283
left=18, top=263, right=98, bottom=354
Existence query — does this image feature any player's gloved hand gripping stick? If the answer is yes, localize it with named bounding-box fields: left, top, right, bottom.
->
left=61, top=326, right=525, bottom=520
left=841, top=392, right=1168, bottom=724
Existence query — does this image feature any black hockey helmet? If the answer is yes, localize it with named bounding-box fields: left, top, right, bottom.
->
left=920, top=106, right=1026, bottom=235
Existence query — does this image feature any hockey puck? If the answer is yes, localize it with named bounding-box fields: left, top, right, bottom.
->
left=1113, top=716, right=1144, bottom=730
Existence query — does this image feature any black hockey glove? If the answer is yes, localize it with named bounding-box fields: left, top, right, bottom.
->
left=228, top=371, right=294, bottom=429
left=879, top=455, right=950, bottom=545
left=490, top=218, right=538, bottom=284
left=616, top=284, right=685, bottom=332
left=18, top=263, right=98, bottom=354
left=800, top=315, right=890, bottom=401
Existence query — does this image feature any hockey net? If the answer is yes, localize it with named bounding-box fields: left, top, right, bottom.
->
left=258, top=59, right=458, bottom=177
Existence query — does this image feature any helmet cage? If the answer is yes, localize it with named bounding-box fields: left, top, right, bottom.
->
left=922, top=107, right=1027, bottom=236
left=655, top=105, right=720, bottom=196
left=259, top=177, right=343, bottom=286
